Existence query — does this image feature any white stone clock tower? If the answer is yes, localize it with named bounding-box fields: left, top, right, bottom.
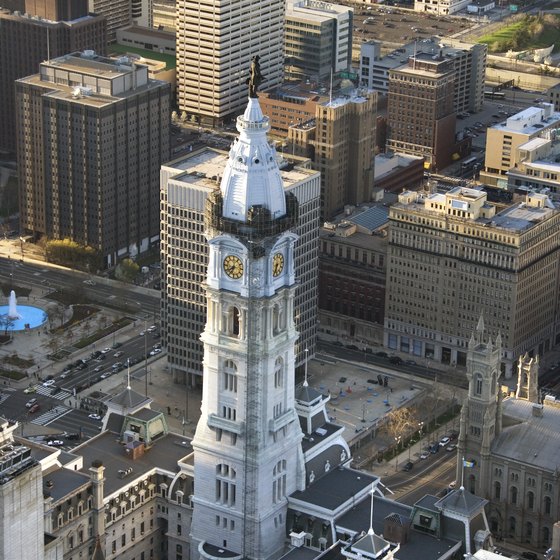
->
left=190, top=93, right=306, bottom=560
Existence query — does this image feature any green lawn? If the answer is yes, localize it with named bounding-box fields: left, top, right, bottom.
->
left=477, top=21, right=526, bottom=46
left=109, top=44, right=176, bottom=69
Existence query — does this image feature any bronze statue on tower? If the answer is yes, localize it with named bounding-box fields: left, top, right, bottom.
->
left=247, top=55, right=265, bottom=98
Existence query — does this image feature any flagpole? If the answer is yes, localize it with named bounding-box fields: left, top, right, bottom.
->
left=461, top=456, right=465, bottom=489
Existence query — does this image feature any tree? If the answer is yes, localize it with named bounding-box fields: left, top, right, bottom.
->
left=385, top=407, right=419, bottom=450
left=0, top=314, right=15, bottom=335
left=115, top=258, right=139, bottom=283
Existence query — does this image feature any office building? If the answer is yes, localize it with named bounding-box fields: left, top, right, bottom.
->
left=285, top=0, right=353, bottom=83
left=481, top=104, right=560, bottom=188
left=386, top=53, right=456, bottom=171
left=384, top=187, right=560, bottom=378
left=506, top=136, right=560, bottom=198
left=458, top=330, right=560, bottom=549
left=176, top=0, right=284, bottom=126
left=87, top=0, right=131, bottom=42
left=319, top=207, right=389, bottom=346
left=15, top=51, right=170, bottom=267
left=0, top=4, right=106, bottom=155
left=153, top=0, right=175, bottom=30
left=290, top=90, right=377, bottom=221
left=160, top=150, right=320, bottom=385
left=360, top=38, right=486, bottom=114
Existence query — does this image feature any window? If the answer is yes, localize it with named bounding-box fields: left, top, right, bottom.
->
left=223, top=360, right=237, bottom=392
left=216, top=464, right=236, bottom=506
left=494, top=482, right=501, bottom=500
left=511, top=486, right=518, bottom=505
left=274, top=358, right=283, bottom=388
left=272, top=460, right=287, bottom=503
left=544, top=496, right=552, bottom=515
left=527, top=491, right=534, bottom=510
left=475, top=373, right=483, bottom=395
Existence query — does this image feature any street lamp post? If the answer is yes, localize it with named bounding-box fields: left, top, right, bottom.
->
left=361, top=402, right=367, bottom=423
left=144, top=321, right=148, bottom=397
left=395, top=436, right=402, bottom=471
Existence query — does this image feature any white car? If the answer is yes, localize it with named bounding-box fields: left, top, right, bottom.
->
left=88, top=413, right=102, bottom=421
left=419, top=451, right=430, bottom=460
left=47, top=440, right=64, bottom=447
left=42, top=379, right=56, bottom=387
left=149, top=348, right=162, bottom=356
left=101, top=347, right=111, bottom=354
left=439, top=436, right=451, bottom=447
left=147, top=325, right=157, bottom=333
left=83, top=279, right=95, bottom=285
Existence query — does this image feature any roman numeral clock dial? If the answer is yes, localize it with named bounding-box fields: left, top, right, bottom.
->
left=223, top=255, right=243, bottom=279
left=272, top=253, right=284, bottom=277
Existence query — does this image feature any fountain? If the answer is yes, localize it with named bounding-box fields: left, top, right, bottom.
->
left=7, top=290, right=22, bottom=320
left=0, top=290, right=47, bottom=332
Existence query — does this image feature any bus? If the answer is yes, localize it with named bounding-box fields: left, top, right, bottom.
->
left=461, top=156, right=477, bottom=170
left=484, top=91, right=505, bottom=100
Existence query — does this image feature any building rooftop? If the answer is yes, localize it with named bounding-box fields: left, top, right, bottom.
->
left=492, top=398, right=560, bottom=471
left=164, top=147, right=317, bottom=192
left=43, top=464, right=90, bottom=502
left=493, top=104, right=560, bottom=135
left=287, top=0, right=352, bottom=23
left=290, top=467, right=377, bottom=511
left=74, top=430, right=192, bottom=497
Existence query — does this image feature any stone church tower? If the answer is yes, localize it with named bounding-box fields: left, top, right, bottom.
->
left=515, top=353, right=539, bottom=403
left=457, top=316, right=502, bottom=498
left=189, top=93, right=306, bottom=560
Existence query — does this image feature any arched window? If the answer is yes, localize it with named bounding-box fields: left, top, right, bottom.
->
left=272, top=460, right=287, bottom=504
left=216, top=464, right=236, bottom=506
left=475, top=373, right=483, bottom=395
left=527, top=491, right=534, bottom=510
left=494, top=481, right=501, bottom=500
left=274, top=358, right=283, bottom=388
left=511, top=486, right=518, bottom=505
left=544, top=496, right=552, bottom=515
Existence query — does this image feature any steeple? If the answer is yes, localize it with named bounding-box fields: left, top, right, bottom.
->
left=515, top=353, right=539, bottom=402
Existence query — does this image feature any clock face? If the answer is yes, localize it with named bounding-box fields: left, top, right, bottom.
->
left=223, top=255, right=243, bottom=279
left=272, top=253, right=284, bottom=277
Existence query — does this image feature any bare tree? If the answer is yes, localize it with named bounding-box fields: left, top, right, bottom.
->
left=0, top=314, right=15, bottom=336
left=385, top=407, right=419, bottom=450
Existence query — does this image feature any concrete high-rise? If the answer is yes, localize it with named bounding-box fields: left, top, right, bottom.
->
left=285, top=0, right=353, bottom=83
left=16, top=52, right=170, bottom=267
left=386, top=53, right=456, bottom=171
left=176, top=0, right=284, bottom=126
left=291, top=90, right=377, bottom=221
left=87, top=0, right=131, bottom=42
left=0, top=4, right=106, bottom=155
left=160, top=146, right=320, bottom=385
left=384, top=187, right=560, bottom=378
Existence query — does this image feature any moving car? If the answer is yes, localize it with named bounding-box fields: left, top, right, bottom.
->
left=47, top=440, right=64, bottom=447
left=25, top=398, right=38, bottom=408
left=419, top=451, right=430, bottom=460
left=88, top=413, right=102, bottom=421
left=42, top=379, right=56, bottom=387
left=24, top=386, right=37, bottom=394
left=29, top=403, right=40, bottom=413
left=439, top=436, right=451, bottom=447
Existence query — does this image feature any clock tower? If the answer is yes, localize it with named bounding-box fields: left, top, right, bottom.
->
left=190, top=93, right=306, bottom=560
left=457, top=315, right=502, bottom=498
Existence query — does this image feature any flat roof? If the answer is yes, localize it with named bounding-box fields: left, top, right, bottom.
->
left=164, top=147, right=317, bottom=191
left=75, top=430, right=192, bottom=496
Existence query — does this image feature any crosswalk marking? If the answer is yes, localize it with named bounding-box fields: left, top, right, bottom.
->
left=34, top=386, right=70, bottom=400
left=31, top=405, right=72, bottom=426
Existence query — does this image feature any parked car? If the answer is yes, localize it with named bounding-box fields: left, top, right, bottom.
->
left=26, top=398, right=38, bottom=408
left=114, top=351, right=124, bottom=358
left=376, top=351, right=388, bottom=358
left=439, top=436, right=451, bottom=447
left=445, top=444, right=457, bottom=452
left=47, top=440, right=64, bottom=447
left=389, top=356, right=403, bottom=365
left=66, top=433, right=81, bottom=441
left=402, top=461, right=414, bottom=472
left=28, top=403, right=40, bottom=413
left=419, top=451, right=430, bottom=460
left=429, top=442, right=440, bottom=454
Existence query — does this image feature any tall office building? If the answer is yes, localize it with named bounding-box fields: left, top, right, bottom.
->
left=384, top=187, right=560, bottom=378
left=87, top=0, right=131, bottom=42
left=285, top=0, right=353, bottom=83
left=0, top=3, right=106, bottom=155
left=16, top=52, right=170, bottom=267
left=359, top=38, right=486, bottom=114
left=291, top=90, right=377, bottom=221
left=176, top=0, right=284, bottom=126
left=386, top=53, right=456, bottom=171
left=160, top=140, right=320, bottom=385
